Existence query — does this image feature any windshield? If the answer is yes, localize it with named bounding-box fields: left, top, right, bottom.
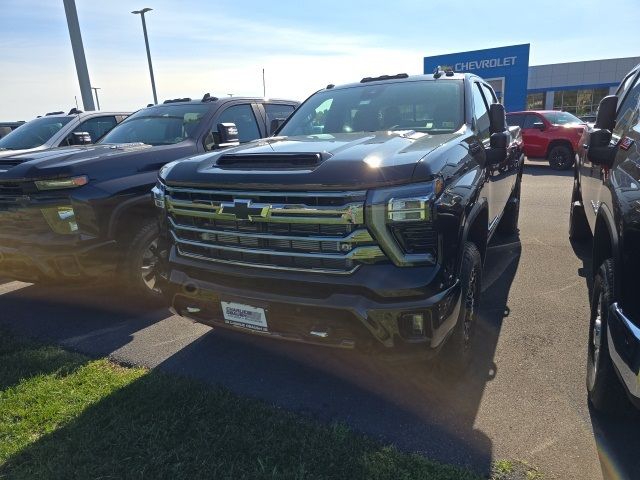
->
left=0, top=116, right=73, bottom=150
left=99, top=104, right=209, bottom=146
left=542, top=111, right=584, bottom=126
left=279, top=79, right=464, bottom=136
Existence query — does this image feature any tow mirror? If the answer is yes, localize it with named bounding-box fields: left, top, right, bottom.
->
left=69, top=131, right=92, bottom=145
left=587, top=128, right=616, bottom=166
left=269, top=118, right=285, bottom=136
left=486, top=131, right=509, bottom=165
left=594, top=95, right=617, bottom=130
left=489, top=103, right=507, bottom=134
left=216, top=123, right=240, bottom=148
left=532, top=121, right=545, bottom=131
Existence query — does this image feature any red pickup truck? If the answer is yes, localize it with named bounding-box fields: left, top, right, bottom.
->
left=506, top=110, right=586, bottom=170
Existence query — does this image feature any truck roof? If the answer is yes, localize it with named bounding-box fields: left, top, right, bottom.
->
left=325, top=72, right=476, bottom=92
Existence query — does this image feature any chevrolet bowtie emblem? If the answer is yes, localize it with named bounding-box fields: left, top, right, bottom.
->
left=219, top=199, right=270, bottom=221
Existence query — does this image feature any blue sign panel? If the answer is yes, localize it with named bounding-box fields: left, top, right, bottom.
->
left=424, top=44, right=530, bottom=113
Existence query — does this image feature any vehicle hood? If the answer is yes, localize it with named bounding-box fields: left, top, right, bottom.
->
left=0, top=142, right=193, bottom=181
left=0, top=146, right=41, bottom=159
left=166, top=131, right=469, bottom=190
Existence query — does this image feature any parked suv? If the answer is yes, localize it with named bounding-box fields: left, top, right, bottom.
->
left=570, top=63, right=640, bottom=411
left=0, top=109, right=129, bottom=159
left=0, top=95, right=299, bottom=299
left=0, top=121, right=25, bottom=139
left=157, top=73, right=524, bottom=369
left=507, top=110, right=586, bottom=170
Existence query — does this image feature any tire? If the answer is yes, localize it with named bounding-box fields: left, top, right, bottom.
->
left=569, top=180, right=591, bottom=242
left=548, top=145, right=574, bottom=170
left=586, top=259, right=627, bottom=414
left=497, top=176, right=521, bottom=235
left=439, top=242, right=483, bottom=375
left=120, top=219, right=165, bottom=303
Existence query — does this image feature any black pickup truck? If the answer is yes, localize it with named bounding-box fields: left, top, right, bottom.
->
left=571, top=62, right=640, bottom=411
left=0, top=95, right=298, bottom=299
left=157, top=72, right=523, bottom=368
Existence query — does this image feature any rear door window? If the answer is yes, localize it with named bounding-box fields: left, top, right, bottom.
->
left=264, top=104, right=295, bottom=125
left=522, top=114, right=539, bottom=129
left=215, top=104, right=261, bottom=143
left=74, top=116, right=118, bottom=143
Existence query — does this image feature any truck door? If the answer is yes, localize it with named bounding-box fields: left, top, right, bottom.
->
left=521, top=113, right=547, bottom=158
left=581, top=71, right=640, bottom=228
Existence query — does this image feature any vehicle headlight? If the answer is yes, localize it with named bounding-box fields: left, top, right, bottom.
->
left=366, top=178, right=443, bottom=266
left=35, top=175, right=88, bottom=191
left=159, top=160, right=180, bottom=181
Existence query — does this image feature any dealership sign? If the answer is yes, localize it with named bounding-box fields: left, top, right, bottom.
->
left=424, top=44, right=530, bottom=113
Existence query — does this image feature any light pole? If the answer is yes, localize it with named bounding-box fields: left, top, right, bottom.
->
left=132, top=8, right=158, bottom=105
left=63, top=0, right=95, bottom=111
left=91, top=87, right=101, bottom=110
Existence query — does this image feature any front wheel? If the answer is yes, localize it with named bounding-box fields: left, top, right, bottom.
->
left=439, top=242, right=483, bottom=375
left=120, top=219, right=165, bottom=303
left=548, top=145, right=574, bottom=170
left=586, top=259, right=627, bottom=414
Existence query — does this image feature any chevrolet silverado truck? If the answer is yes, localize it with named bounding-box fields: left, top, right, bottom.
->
left=156, top=72, right=524, bottom=368
left=0, top=109, right=129, bottom=158
left=0, top=95, right=298, bottom=300
left=571, top=62, right=640, bottom=411
left=506, top=110, right=586, bottom=170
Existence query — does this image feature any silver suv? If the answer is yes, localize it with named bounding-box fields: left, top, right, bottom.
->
left=0, top=109, right=129, bottom=159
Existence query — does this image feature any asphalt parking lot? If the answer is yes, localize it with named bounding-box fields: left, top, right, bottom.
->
left=1, top=160, right=639, bottom=480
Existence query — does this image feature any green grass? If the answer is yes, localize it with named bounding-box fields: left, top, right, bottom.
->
left=0, top=331, right=485, bottom=480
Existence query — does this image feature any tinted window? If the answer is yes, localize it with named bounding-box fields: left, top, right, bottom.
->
left=99, top=104, right=209, bottom=146
left=615, top=76, right=640, bottom=134
left=279, top=80, right=464, bottom=136
left=72, top=116, right=117, bottom=143
left=507, top=114, right=525, bottom=128
left=264, top=104, right=295, bottom=125
left=523, top=114, right=540, bottom=129
left=216, top=104, right=261, bottom=143
left=0, top=116, right=73, bottom=150
left=542, top=111, right=583, bottom=125
left=472, top=83, right=490, bottom=139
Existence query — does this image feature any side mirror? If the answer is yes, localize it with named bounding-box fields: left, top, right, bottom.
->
left=269, top=118, right=285, bottom=136
left=595, top=95, right=618, bottom=130
left=216, top=123, right=240, bottom=148
left=532, top=122, right=545, bottom=131
left=486, top=131, right=509, bottom=165
left=489, top=103, right=506, bottom=134
left=69, top=131, right=92, bottom=145
left=587, top=128, right=616, bottom=166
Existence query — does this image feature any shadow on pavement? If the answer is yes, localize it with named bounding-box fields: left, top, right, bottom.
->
left=523, top=160, right=574, bottom=177
left=571, top=237, right=640, bottom=480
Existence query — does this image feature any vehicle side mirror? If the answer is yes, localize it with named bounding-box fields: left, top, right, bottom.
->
left=486, top=131, right=509, bottom=165
left=69, top=131, right=92, bottom=145
left=587, top=128, right=616, bottom=166
left=532, top=122, right=545, bottom=131
left=216, top=123, right=240, bottom=148
left=489, top=103, right=507, bottom=134
left=269, top=118, right=285, bottom=136
left=594, top=95, right=618, bottom=130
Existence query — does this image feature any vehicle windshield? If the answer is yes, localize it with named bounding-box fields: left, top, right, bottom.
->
left=0, top=116, right=73, bottom=150
left=279, top=79, right=464, bottom=136
left=542, top=111, right=584, bottom=125
left=99, top=104, right=209, bottom=146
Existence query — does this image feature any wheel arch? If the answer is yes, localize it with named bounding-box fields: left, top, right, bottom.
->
left=592, top=204, right=620, bottom=298
left=460, top=199, right=489, bottom=270
left=108, top=194, right=157, bottom=240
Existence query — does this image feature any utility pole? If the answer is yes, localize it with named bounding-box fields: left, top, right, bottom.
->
left=262, top=68, right=266, bottom=97
left=91, top=87, right=101, bottom=110
left=63, top=0, right=95, bottom=111
left=132, top=8, right=158, bottom=105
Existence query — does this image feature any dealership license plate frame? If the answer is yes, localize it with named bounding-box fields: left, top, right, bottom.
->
left=221, top=301, right=268, bottom=332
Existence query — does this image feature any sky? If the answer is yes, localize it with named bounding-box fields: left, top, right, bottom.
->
left=0, top=0, right=638, bottom=120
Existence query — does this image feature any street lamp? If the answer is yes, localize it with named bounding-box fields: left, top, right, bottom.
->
left=132, top=7, right=158, bottom=105
left=91, top=87, right=101, bottom=110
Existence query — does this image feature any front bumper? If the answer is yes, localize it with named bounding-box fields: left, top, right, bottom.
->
left=608, top=303, right=640, bottom=407
left=166, top=251, right=461, bottom=353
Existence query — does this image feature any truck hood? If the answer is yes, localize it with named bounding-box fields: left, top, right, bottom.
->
left=0, top=146, right=43, bottom=159
left=166, top=130, right=469, bottom=190
left=0, top=142, right=193, bottom=181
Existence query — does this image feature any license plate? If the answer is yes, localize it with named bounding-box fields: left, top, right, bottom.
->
left=221, top=301, right=268, bottom=332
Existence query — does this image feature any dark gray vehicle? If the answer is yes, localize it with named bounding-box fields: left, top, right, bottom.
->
left=0, top=122, right=25, bottom=139
left=0, top=109, right=129, bottom=159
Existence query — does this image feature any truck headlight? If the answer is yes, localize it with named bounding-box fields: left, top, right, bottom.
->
left=366, top=178, right=443, bottom=266
left=152, top=181, right=165, bottom=209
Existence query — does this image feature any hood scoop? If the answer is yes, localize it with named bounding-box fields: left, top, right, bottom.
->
left=215, top=152, right=329, bottom=170
left=0, top=158, right=24, bottom=171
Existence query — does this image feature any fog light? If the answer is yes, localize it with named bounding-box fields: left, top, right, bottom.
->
left=186, top=306, right=201, bottom=314
left=41, top=206, right=78, bottom=235
left=410, top=313, right=425, bottom=336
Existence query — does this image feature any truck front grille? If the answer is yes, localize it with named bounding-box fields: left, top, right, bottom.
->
left=165, top=186, right=387, bottom=274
